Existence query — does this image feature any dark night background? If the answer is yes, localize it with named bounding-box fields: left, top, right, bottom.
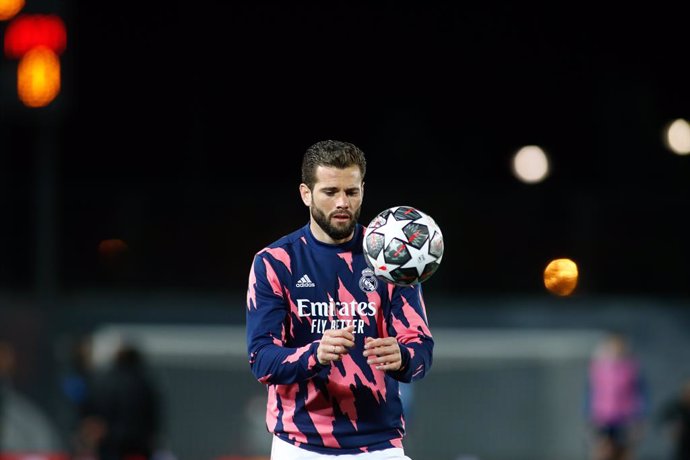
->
left=4, top=4, right=690, bottom=460
left=2, top=1, right=690, bottom=299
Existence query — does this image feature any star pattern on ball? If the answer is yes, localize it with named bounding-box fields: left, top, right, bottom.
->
left=363, top=205, right=444, bottom=286
left=372, top=244, right=398, bottom=282
left=380, top=210, right=414, bottom=248
left=399, top=239, right=434, bottom=276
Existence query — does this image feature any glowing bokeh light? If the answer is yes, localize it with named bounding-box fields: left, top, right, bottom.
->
left=17, top=46, right=61, bottom=107
left=664, top=118, right=690, bottom=155
left=511, top=145, right=550, bottom=184
left=4, top=13, right=66, bottom=58
left=0, top=0, right=24, bottom=21
left=543, top=258, right=579, bottom=296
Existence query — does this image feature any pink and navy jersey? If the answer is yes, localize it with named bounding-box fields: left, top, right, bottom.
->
left=587, top=356, right=648, bottom=426
left=246, top=222, right=434, bottom=455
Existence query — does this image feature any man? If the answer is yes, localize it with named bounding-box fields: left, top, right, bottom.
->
left=585, top=332, right=648, bottom=460
left=80, top=343, right=162, bottom=460
left=246, top=140, right=434, bottom=459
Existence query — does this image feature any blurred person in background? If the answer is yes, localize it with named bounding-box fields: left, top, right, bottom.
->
left=0, top=339, right=64, bottom=453
left=79, top=343, right=162, bottom=460
left=585, top=332, right=649, bottom=460
left=58, top=335, right=98, bottom=458
left=246, top=140, right=434, bottom=459
left=60, top=335, right=94, bottom=415
left=658, top=378, right=690, bottom=460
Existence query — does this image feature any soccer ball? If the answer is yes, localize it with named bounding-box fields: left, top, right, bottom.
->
left=363, top=205, right=444, bottom=286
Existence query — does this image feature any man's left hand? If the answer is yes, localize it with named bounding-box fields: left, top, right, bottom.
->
left=363, top=337, right=402, bottom=371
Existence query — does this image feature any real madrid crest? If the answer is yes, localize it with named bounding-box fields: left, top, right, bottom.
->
left=359, top=268, right=378, bottom=292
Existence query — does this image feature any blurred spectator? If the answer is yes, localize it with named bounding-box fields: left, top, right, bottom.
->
left=79, top=343, right=162, bottom=460
left=658, top=378, right=690, bottom=460
left=585, top=332, right=649, bottom=460
left=58, top=335, right=97, bottom=458
left=0, top=339, right=64, bottom=452
left=61, top=335, right=94, bottom=413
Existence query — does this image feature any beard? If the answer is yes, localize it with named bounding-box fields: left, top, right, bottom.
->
left=311, top=205, right=361, bottom=241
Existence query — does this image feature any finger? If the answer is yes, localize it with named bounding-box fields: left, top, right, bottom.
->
left=324, top=325, right=355, bottom=340
left=363, top=344, right=380, bottom=357
left=318, top=345, right=340, bottom=364
left=363, top=340, right=398, bottom=357
left=366, top=352, right=398, bottom=364
left=343, top=325, right=355, bottom=340
left=323, top=337, right=353, bottom=351
left=332, top=336, right=355, bottom=350
left=367, top=354, right=400, bottom=370
left=331, top=344, right=343, bottom=360
left=366, top=348, right=399, bottom=362
left=323, top=324, right=355, bottom=335
left=364, top=337, right=395, bottom=349
left=368, top=353, right=399, bottom=364
left=332, top=326, right=355, bottom=342
left=374, top=361, right=400, bottom=371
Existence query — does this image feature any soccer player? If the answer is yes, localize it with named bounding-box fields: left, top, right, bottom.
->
left=246, top=140, right=434, bottom=459
left=585, top=332, right=649, bottom=460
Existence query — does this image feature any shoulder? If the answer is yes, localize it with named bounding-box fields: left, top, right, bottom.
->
left=255, top=227, right=305, bottom=254
left=252, top=226, right=308, bottom=267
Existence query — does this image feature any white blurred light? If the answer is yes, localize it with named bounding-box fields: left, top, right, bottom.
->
left=664, top=118, right=690, bottom=155
left=511, top=145, right=549, bottom=184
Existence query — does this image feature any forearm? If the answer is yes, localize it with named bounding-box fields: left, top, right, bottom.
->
left=387, top=336, right=434, bottom=383
left=249, top=340, right=327, bottom=385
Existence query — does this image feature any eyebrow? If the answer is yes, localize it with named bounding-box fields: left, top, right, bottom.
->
left=320, top=186, right=360, bottom=192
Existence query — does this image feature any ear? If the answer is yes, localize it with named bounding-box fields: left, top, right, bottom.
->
left=299, top=183, right=312, bottom=207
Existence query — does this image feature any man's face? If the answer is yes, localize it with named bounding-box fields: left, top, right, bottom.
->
left=300, top=165, right=363, bottom=244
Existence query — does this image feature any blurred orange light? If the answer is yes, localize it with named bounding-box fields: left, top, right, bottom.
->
left=4, top=13, right=66, bottom=58
left=0, top=0, right=24, bottom=21
left=17, top=46, right=60, bottom=107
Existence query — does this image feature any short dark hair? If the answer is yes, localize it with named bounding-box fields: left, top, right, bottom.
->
left=301, top=140, right=366, bottom=190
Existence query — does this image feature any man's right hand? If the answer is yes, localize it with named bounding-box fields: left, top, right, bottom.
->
left=317, top=325, right=355, bottom=365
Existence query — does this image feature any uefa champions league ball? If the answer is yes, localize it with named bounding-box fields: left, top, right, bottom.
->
left=363, top=205, right=444, bottom=286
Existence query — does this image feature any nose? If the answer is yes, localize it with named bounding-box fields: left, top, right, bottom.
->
left=334, top=191, right=350, bottom=208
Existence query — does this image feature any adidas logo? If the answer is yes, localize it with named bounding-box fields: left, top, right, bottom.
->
left=296, top=274, right=315, bottom=288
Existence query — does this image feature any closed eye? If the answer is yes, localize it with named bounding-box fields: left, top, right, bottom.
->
left=321, top=188, right=360, bottom=197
